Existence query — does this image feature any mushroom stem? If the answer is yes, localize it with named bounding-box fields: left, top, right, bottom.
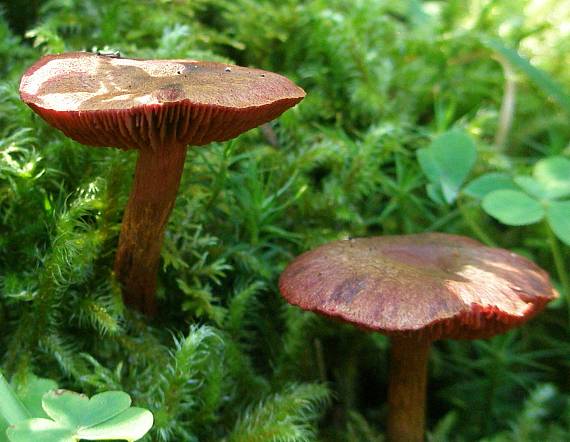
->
left=387, top=335, right=431, bottom=442
left=114, top=144, right=187, bottom=316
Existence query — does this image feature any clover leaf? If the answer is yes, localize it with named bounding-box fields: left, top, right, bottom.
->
left=418, top=129, right=477, bottom=204
left=7, top=390, right=153, bottom=442
left=17, top=376, right=58, bottom=419
left=481, top=189, right=545, bottom=226
left=534, top=156, right=570, bottom=200
left=546, top=201, right=570, bottom=246
left=462, top=172, right=518, bottom=199
left=1, top=375, right=56, bottom=442
left=474, top=156, right=570, bottom=246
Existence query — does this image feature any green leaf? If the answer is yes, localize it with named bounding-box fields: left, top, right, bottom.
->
left=514, top=176, right=549, bottom=200
left=533, top=156, right=570, bottom=200
left=463, top=173, right=517, bottom=199
left=483, top=38, right=570, bottom=114
left=417, top=147, right=438, bottom=184
left=1, top=417, right=8, bottom=442
left=43, top=391, right=131, bottom=429
left=42, top=391, right=89, bottom=429
left=78, top=392, right=131, bottom=429
left=426, top=183, right=445, bottom=205
left=6, top=419, right=75, bottom=442
left=417, top=129, right=477, bottom=203
left=8, top=390, right=151, bottom=442
left=17, top=377, right=58, bottom=419
left=77, top=407, right=154, bottom=441
left=546, top=200, right=570, bottom=246
left=482, top=190, right=545, bottom=226
left=0, top=375, right=52, bottom=442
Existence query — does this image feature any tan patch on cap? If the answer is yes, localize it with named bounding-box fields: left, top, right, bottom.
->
left=20, top=52, right=305, bottom=150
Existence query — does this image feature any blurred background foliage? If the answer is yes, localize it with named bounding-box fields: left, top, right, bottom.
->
left=0, top=0, right=569, bottom=440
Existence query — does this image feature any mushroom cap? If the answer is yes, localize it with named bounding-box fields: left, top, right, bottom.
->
left=19, top=52, right=305, bottom=150
left=279, top=233, right=558, bottom=340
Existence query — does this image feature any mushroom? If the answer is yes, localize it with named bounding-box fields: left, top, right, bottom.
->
left=278, top=233, right=557, bottom=442
left=19, top=51, right=305, bottom=315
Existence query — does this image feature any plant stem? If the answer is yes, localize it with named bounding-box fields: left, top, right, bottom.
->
left=0, top=372, right=30, bottom=425
left=458, top=200, right=497, bottom=247
left=387, top=335, right=431, bottom=442
left=494, top=56, right=517, bottom=150
left=545, top=222, right=570, bottom=325
left=426, top=207, right=461, bottom=232
left=114, top=144, right=187, bottom=316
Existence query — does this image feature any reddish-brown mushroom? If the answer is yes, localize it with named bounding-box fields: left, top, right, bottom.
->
left=20, top=51, right=305, bottom=315
left=279, top=233, right=557, bottom=442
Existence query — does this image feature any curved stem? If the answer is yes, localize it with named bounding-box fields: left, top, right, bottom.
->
left=0, top=372, right=30, bottom=425
left=387, top=335, right=431, bottom=442
left=114, top=145, right=187, bottom=316
left=494, top=56, right=517, bottom=150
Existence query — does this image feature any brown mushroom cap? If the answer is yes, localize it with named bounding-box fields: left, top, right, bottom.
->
left=19, top=52, right=305, bottom=150
left=279, top=233, right=558, bottom=340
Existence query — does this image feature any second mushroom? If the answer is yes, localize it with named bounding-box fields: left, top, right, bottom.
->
left=279, top=233, right=557, bottom=442
left=19, top=51, right=305, bottom=315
